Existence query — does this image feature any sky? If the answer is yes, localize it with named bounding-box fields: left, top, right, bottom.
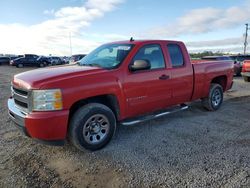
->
left=0, top=0, right=250, bottom=56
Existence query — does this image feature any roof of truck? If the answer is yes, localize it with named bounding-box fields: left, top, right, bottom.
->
left=107, top=39, right=183, bottom=45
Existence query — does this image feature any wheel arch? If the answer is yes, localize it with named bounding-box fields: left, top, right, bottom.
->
left=211, top=75, right=227, bottom=91
left=68, top=94, right=120, bottom=123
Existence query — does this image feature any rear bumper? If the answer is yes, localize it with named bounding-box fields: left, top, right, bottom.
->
left=8, top=98, right=69, bottom=145
left=241, top=72, right=250, bottom=77
left=9, top=61, right=16, bottom=66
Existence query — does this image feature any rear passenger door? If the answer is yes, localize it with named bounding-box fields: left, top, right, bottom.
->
left=166, top=43, right=193, bottom=104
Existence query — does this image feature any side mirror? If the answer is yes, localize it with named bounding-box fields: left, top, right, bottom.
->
left=129, top=60, right=151, bottom=71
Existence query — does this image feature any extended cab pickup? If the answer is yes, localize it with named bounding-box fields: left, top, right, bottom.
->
left=8, top=40, right=234, bottom=151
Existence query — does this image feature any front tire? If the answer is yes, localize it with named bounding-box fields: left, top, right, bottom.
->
left=39, top=63, right=45, bottom=67
left=17, top=64, right=23, bottom=68
left=69, top=103, right=116, bottom=151
left=202, top=83, right=223, bottom=111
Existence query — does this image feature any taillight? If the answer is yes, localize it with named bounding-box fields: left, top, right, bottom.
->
left=242, top=63, right=250, bottom=72
left=242, top=66, right=246, bottom=72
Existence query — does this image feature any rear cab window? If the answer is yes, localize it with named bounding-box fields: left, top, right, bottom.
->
left=167, top=44, right=184, bottom=67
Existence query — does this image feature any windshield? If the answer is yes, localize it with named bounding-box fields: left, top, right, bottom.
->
left=37, top=56, right=44, bottom=60
left=79, top=44, right=133, bottom=69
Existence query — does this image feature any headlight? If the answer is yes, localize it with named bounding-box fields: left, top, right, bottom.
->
left=32, top=89, right=63, bottom=111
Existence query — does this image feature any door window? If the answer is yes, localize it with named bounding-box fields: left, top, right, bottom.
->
left=133, top=44, right=165, bottom=69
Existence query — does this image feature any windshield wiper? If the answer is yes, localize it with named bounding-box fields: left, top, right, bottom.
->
left=80, top=63, right=101, bottom=67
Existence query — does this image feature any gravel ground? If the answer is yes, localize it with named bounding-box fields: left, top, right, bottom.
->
left=0, top=65, right=250, bottom=188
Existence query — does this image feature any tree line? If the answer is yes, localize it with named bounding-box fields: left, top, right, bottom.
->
left=189, top=51, right=235, bottom=59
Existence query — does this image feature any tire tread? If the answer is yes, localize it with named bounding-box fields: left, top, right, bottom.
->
left=69, top=103, right=116, bottom=151
left=202, top=83, right=223, bottom=111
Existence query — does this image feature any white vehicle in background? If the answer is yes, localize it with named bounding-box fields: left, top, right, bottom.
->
left=48, top=56, right=65, bottom=66
left=69, top=54, right=86, bottom=64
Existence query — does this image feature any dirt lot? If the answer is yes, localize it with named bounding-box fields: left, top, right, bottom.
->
left=0, top=65, right=250, bottom=188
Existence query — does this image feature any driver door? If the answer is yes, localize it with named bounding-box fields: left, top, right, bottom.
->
left=123, top=44, right=172, bottom=117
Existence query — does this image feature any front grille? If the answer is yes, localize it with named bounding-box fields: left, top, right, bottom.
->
left=13, top=87, right=28, bottom=96
left=12, top=85, right=30, bottom=113
left=14, top=99, right=28, bottom=108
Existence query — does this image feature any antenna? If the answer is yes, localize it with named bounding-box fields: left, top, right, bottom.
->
left=130, top=37, right=134, bottom=42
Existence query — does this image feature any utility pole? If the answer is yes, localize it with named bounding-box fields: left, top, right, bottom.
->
left=244, top=23, right=249, bottom=55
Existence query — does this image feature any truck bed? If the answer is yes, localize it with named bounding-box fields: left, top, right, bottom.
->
left=191, top=59, right=234, bottom=100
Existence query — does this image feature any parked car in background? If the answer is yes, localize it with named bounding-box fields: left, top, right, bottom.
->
left=9, top=55, right=18, bottom=60
left=229, top=54, right=250, bottom=76
left=230, top=54, right=250, bottom=63
left=48, top=56, right=65, bottom=65
left=201, top=56, right=232, bottom=61
left=62, top=56, right=71, bottom=64
left=69, top=54, right=86, bottom=63
left=201, top=56, right=241, bottom=76
left=10, top=54, right=46, bottom=68
left=0, top=56, right=10, bottom=65
left=10, top=56, right=21, bottom=60
left=241, top=60, right=250, bottom=82
left=37, top=56, right=51, bottom=66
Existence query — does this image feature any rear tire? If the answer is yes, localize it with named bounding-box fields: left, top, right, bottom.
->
left=69, top=103, right=116, bottom=151
left=243, top=76, right=250, bottom=82
left=236, top=70, right=241, bottom=76
left=202, top=83, right=223, bottom=111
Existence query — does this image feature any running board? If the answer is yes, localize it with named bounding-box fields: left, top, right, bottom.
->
left=120, top=104, right=188, bottom=126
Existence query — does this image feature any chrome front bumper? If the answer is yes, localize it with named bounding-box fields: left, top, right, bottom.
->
left=8, top=98, right=26, bottom=127
left=8, top=98, right=65, bottom=144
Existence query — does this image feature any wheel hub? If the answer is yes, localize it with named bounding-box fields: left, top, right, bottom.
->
left=212, top=89, right=221, bottom=106
left=83, top=114, right=110, bottom=144
left=90, top=123, right=101, bottom=134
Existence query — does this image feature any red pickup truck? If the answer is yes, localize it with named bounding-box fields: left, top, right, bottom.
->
left=8, top=40, right=234, bottom=151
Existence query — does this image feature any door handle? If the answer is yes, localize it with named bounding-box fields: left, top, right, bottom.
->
left=159, top=74, right=170, bottom=80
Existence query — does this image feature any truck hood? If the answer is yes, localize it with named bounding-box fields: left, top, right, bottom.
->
left=13, top=65, right=107, bottom=89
